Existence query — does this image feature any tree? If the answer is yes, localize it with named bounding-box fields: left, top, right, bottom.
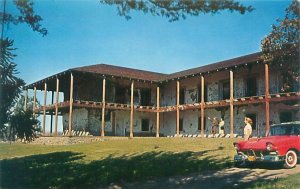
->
left=261, top=0, right=299, bottom=92
left=0, top=38, right=25, bottom=135
left=0, top=0, right=47, bottom=140
left=9, top=96, right=40, bottom=142
left=100, top=0, right=254, bottom=22
left=10, top=110, right=39, bottom=142
left=1, top=0, right=47, bottom=36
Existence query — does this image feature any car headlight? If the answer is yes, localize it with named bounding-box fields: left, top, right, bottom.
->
left=266, top=142, right=274, bottom=151
left=233, top=142, right=239, bottom=151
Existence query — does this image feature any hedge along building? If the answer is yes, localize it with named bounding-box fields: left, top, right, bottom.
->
left=24, top=52, right=300, bottom=138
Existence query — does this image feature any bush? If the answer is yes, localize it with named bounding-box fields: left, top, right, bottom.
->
left=10, top=109, right=40, bottom=142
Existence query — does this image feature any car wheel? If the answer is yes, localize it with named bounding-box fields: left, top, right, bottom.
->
left=284, top=150, right=297, bottom=169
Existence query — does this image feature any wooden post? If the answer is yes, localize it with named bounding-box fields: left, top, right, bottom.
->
left=101, top=78, right=106, bottom=137
left=43, top=83, right=47, bottom=136
left=230, top=70, right=234, bottom=138
left=50, top=91, right=54, bottom=136
left=265, top=63, right=270, bottom=136
left=176, top=80, right=180, bottom=136
left=130, top=80, right=134, bottom=138
left=112, top=112, right=116, bottom=136
left=68, top=73, right=74, bottom=137
left=201, top=76, right=205, bottom=138
left=54, top=78, right=59, bottom=137
left=156, top=86, right=160, bottom=137
left=24, top=89, right=28, bottom=111
left=33, top=87, right=36, bottom=117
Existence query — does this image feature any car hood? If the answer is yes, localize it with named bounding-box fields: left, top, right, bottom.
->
left=237, top=136, right=294, bottom=151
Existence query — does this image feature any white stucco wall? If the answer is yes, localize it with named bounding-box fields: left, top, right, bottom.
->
left=161, top=81, right=176, bottom=106
left=114, top=110, right=156, bottom=136
left=234, top=78, right=244, bottom=98
left=160, top=112, right=176, bottom=135
left=63, top=108, right=89, bottom=132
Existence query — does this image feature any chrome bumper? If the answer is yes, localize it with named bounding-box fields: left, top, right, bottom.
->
left=234, top=152, right=285, bottom=163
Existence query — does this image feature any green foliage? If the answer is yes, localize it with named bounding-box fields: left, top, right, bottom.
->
left=0, top=0, right=48, bottom=36
left=10, top=109, right=40, bottom=142
left=261, top=0, right=299, bottom=92
left=0, top=38, right=25, bottom=132
left=100, top=0, right=253, bottom=22
left=8, top=95, right=41, bottom=142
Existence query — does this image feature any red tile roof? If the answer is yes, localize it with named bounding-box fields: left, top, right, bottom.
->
left=72, top=52, right=261, bottom=81
left=25, top=52, right=262, bottom=89
left=166, top=52, right=261, bottom=80
left=72, top=64, right=167, bottom=81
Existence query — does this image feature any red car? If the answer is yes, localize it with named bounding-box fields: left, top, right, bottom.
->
left=233, top=122, right=300, bottom=168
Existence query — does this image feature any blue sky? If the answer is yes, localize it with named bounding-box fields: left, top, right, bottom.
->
left=5, top=0, right=290, bottom=85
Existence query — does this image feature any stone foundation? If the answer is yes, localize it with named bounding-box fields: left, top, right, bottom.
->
left=30, top=137, right=105, bottom=145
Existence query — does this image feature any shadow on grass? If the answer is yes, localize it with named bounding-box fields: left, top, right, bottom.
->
left=0, top=150, right=232, bottom=188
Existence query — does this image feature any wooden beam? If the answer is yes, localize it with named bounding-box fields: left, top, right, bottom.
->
left=230, top=70, right=234, bottom=138
left=101, top=78, right=106, bottom=137
left=176, top=80, right=180, bottom=136
left=50, top=91, right=54, bottom=136
left=201, top=76, right=205, bottom=137
left=130, top=81, right=134, bottom=138
left=265, top=63, right=270, bottom=136
left=43, top=83, right=47, bottom=136
left=156, top=86, right=160, bottom=137
left=33, top=87, right=36, bottom=117
left=24, top=89, right=28, bottom=111
left=54, top=78, right=59, bottom=137
left=68, top=73, right=74, bottom=137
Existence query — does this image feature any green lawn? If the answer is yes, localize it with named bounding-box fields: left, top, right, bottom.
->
left=0, top=137, right=238, bottom=188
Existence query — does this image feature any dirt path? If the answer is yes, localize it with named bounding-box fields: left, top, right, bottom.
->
left=107, top=165, right=300, bottom=189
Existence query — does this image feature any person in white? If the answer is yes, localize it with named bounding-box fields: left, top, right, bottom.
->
left=244, top=117, right=253, bottom=141
left=219, top=118, right=225, bottom=134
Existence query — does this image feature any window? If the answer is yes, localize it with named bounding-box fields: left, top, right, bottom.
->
left=141, top=119, right=149, bottom=131
left=271, top=124, right=300, bottom=136
left=222, top=81, right=230, bottom=100
left=179, top=118, right=183, bottom=131
left=140, top=89, right=151, bottom=106
left=179, top=88, right=185, bottom=104
left=246, top=113, right=257, bottom=130
left=280, top=111, right=293, bottom=123
left=198, top=117, right=206, bottom=131
left=246, top=77, right=257, bottom=97
left=115, top=86, right=127, bottom=104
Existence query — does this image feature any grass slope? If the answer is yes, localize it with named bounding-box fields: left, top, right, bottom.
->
left=0, top=138, right=238, bottom=188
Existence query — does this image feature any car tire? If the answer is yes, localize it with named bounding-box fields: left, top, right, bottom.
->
left=284, top=150, right=297, bottom=169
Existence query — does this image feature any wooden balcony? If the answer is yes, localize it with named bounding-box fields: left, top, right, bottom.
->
left=34, top=91, right=300, bottom=115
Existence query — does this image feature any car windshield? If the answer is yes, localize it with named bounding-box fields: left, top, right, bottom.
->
left=270, top=124, right=300, bottom=136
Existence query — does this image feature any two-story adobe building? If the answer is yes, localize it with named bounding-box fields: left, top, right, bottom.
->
left=24, top=52, right=300, bottom=138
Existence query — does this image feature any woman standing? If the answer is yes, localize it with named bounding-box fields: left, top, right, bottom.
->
left=219, top=118, right=225, bottom=134
left=244, top=117, right=253, bottom=141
